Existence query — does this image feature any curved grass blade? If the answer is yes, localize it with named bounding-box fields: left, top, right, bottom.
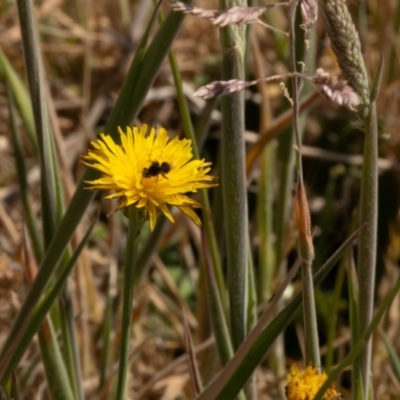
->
left=196, top=228, right=360, bottom=400
left=314, top=273, right=400, bottom=400
left=7, top=83, right=42, bottom=262
left=0, top=49, right=36, bottom=149
left=379, top=328, right=400, bottom=383
left=16, top=0, right=59, bottom=242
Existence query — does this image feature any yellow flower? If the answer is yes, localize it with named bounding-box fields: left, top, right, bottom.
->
left=286, top=365, right=340, bottom=400
left=83, top=125, right=217, bottom=231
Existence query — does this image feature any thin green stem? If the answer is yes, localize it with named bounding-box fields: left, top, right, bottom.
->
left=168, top=50, right=226, bottom=307
left=257, top=145, right=275, bottom=302
left=357, top=102, right=378, bottom=399
left=288, top=1, right=320, bottom=368
left=115, top=207, right=144, bottom=400
left=59, top=287, right=84, bottom=400
left=301, top=263, right=320, bottom=367
left=219, top=0, right=248, bottom=350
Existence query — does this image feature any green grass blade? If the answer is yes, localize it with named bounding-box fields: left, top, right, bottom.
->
left=115, top=208, right=144, bottom=400
left=314, top=273, right=400, bottom=400
left=0, top=49, right=36, bottom=148
left=0, top=217, right=96, bottom=384
left=16, top=0, right=59, bottom=243
left=201, top=231, right=234, bottom=366
left=379, top=328, right=400, bottom=383
left=257, top=145, right=275, bottom=303
left=7, top=83, right=42, bottom=262
left=196, top=228, right=360, bottom=400
left=37, top=319, right=74, bottom=400
left=347, top=251, right=363, bottom=399
left=58, top=286, right=84, bottom=400
left=10, top=372, right=19, bottom=400
left=15, top=0, right=80, bottom=395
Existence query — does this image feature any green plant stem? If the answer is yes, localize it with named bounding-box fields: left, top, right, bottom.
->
left=245, top=237, right=257, bottom=400
left=357, top=102, right=378, bottom=399
left=167, top=49, right=226, bottom=307
left=201, top=233, right=234, bottom=366
left=325, top=258, right=345, bottom=371
left=133, top=214, right=166, bottom=286
left=219, top=0, right=248, bottom=350
left=288, top=1, right=320, bottom=368
left=115, top=207, right=144, bottom=400
left=347, top=252, right=363, bottom=400
left=301, top=263, right=320, bottom=367
left=258, top=145, right=275, bottom=303
left=99, top=283, right=113, bottom=391
left=37, top=319, right=75, bottom=400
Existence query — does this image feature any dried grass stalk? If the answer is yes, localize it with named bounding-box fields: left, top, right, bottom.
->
left=170, top=2, right=278, bottom=27
left=194, top=70, right=361, bottom=112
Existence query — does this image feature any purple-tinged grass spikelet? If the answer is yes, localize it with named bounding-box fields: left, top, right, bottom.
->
left=312, top=68, right=361, bottom=111
left=170, top=2, right=289, bottom=27
left=301, top=0, right=318, bottom=32
left=193, top=79, right=254, bottom=99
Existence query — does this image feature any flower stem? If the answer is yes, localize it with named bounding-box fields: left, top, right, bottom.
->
left=357, top=102, right=378, bottom=399
left=288, top=1, right=320, bottom=368
left=115, top=207, right=144, bottom=400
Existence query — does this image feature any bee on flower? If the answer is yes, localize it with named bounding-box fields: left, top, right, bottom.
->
left=82, top=125, right=217, bottom=230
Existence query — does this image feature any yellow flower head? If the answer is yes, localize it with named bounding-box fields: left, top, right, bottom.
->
left=83, top=125, right=217, bottom=230
left=286, top=365, right=340, bottom=400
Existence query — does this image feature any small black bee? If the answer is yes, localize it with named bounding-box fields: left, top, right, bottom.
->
left=142, top=161, right=171, bottom=179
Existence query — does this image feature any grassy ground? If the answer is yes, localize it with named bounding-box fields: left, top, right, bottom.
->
left=0, top=0, right=400, bottom=399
